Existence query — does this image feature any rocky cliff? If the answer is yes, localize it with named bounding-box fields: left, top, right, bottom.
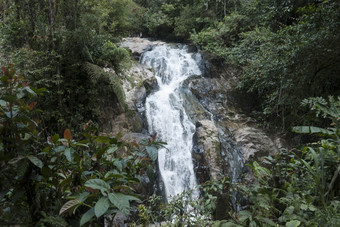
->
left=118, top=37, right=285, bottom=186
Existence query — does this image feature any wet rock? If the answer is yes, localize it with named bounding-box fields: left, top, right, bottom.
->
left=119, top=37, right=166, bottom=56
left=121, top=62, right=156, bottom=110
left=186, top=60, right=283, bottom=182
left=181, top=88, right=211, bottom=123
left=196, top=119, right=222, bottom=180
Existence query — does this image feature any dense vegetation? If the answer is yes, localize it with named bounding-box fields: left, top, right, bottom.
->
left=1, top=0, right=339, bottom=226
left=137, top=0, right=340, bottom=130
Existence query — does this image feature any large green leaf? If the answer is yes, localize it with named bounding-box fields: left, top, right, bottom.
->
left=64, top=148, right=74, bottom=162
left=114, top=160, right=123, bottom=172
left=85, top=179, right=110, bottom=195
left=94, top=197, right=110, bottom=218
left=80, top=208, right=95, bottom=226
left=286, top=220, right=301, bottom=227
left=27, top=155, right=43, bottom=168
left=261, top=217, right=276, bottom=226
left=238, top=210, right=252, bottom=222
left=146, top=146, right=158, bottom=161
left=0, top=100, right=7, bottom=107
left=292, top=126, right=334, bottom=136
left=146, top=165, right=155, bottom=182
left=59, top=199, right=81, bottom=215
left=108, top=192, right=130, bottom=215
left=250, top=161, right=270, bottom=179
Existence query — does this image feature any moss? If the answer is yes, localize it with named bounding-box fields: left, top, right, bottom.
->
left=83, top=62, right=127, bottom=111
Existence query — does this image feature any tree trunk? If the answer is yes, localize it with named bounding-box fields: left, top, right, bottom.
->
left=49, top=0, right=55, bottom=49
left=224, top=0, right=226, bottom=18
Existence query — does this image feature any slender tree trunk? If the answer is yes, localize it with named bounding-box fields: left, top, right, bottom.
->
left=49, top=0, right=55, bottom=49
left=224, top=0, right=226, bottom=18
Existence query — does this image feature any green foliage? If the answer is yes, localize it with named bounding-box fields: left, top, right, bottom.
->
left=0, top=0, right=137, bottom=134
left=191, top=12, right=249, bottom=56
left=0, top=65, right=162, bottom=225
left=186, top=0, right=340, bottom=130
left=135, top=178, right=229, bottom=226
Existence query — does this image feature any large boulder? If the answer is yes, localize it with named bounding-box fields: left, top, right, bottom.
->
left=196, top=120, right=222, bottom=180
left=119, top=37, right=165, bottom=56
left=234, top=127, right=279, bottom=163
left=121, top=62, right=156, bottom=110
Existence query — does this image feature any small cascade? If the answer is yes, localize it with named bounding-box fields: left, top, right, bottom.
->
left=140, top=44, right=202, bottom=200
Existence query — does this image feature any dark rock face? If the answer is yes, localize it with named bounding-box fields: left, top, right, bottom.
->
left=184, top=54, right=283, bottom=185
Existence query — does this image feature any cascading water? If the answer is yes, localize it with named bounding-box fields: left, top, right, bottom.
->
left=140, top=44, right=202, bottom=201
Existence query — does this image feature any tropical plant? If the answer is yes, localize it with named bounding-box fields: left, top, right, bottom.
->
left=0, top=65, right=162, bottom=225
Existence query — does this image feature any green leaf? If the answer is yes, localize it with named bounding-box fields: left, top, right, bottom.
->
left=5, top=109, right=18, bottom=118
left=107, top=146, right=118, bottom=154
left=261, top=217, right=276, bottom=226
left=250, top=161, right=270, bottom=179
left=286, top=206, right=295, bottom=215
left=17, top=159, right=29, bottom=178
left=27, top=155, right=43, bottom=168
left=59, top=199, right=81, bottom=215
left=24, top=86, right=36, bottom=95
left=286, top=220, right=301, bottom=227
left=52, top=134, right=60, bottom=143
left=292, top=126, right=333, bottom=136
left=85, top=179, right=110, bottom=195
left=64, top=148, right=74, bottom=162
left=114, top=160, right=123, bottom=172
left=0, top=100, right=7, bottom=107
left=80, top=208, right=95, bottom=226
left=147, top=165, right=155, bottom=182
left=122, top=195, right=141, bottom=203
left=94, top=197, right=110, bottom=218
left=8, top=155, right=25, bottom=165
left=78, top=192, right=90, bottom=202
left=95, top=136, right=111, bottom=143
left=238, top=210, right=252, bottom=222
left=108, top=192, right=130, bottom=215
left=146, top=146, right=158, bottom=161
left=300, top=204, right=308, bottom=210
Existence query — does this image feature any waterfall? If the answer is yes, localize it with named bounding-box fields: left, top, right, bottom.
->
left=140, top=44, right=201, bottom=201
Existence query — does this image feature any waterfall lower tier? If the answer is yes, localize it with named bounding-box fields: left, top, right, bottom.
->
left=140, top=44, right=202, bottom=200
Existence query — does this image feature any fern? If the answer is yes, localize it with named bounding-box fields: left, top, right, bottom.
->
left=82, top=62, right=127, bottom=110
left=39, top=215, right=68, bottom=227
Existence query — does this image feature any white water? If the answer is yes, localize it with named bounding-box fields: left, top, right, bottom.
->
left=141, top=44, right=202, bottom=201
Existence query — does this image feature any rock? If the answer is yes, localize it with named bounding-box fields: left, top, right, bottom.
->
left=186, top=58, right=284, bottom=183
left=112, top=212, right=127, bottom=227
left=121, top=62, right=156, bottom=110
left=233, top=127, right=279, bottom=163
left=121, top=132, right=151, bottom=143
left=119, top=37, right=166, bottom=55
left=109, top=112, right=143, bottom=135
left=196, top=120, right=222, bottom=180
